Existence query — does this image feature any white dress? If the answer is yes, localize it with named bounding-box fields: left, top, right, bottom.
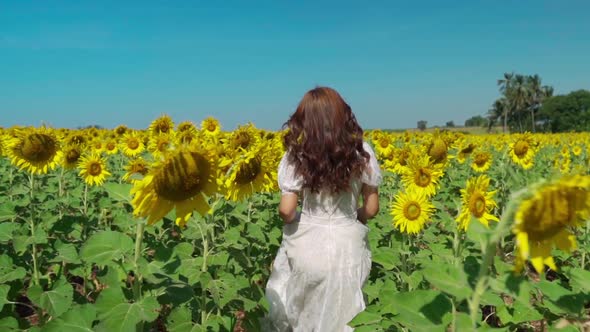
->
left=265, top=142, right=382, bottom=332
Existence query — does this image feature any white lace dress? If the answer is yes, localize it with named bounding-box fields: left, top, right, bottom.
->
left=265, top=142, right=382, bottom=332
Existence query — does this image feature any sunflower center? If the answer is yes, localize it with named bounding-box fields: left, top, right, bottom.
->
left=106, top=142, right=116, bottom=150
left=116, top=126, right=128, bottom=135
left=127, top=138, right=139, bottom=150
left=469, top=192, right=487, bottom=218
left=428, top=138, right=447, bottom=163
left=20, top=133, right=58, bottom=162
left=234, top=132, right=252, bottom=149
left=157, top=122, right=170, bottom=133
left=178, top=123, right=192, bottom=132
left=474, top=153, right=489, bottom=167
left=521, top=187, right=582, bottom=241
left=94, top=142, right=102, bottom=149
left=461, top=144, right=475, bottom=154
left=66, top=149, right=81, bottom=163
left=157, top=140, right=169, bottom=152
left=68, top=135, right=85, bottom=145
left=379, top=138, right=390, bottom=148
left=153, top=151, right=209, bottom=201
left=207, top=122, right=217, bottom=132
left=398, top=150, right=409, bottom=166
left=235, top=157, right=262, bottom=185
left=131, top=163, right=148, bottom=175
left=404, top=202, right=422, bottom=221
left=414, top=168, right=432, bottom=187
left=514, top=140, right=529, bottom=158
left=89, top=162, right=102, bottom=176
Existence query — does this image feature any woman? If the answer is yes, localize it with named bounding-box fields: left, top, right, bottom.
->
left=265, top=87, right=382, bottom=331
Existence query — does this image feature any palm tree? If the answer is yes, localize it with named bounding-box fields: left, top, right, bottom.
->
left=488, top=98, right=509, bottom=133
left=511, top=74, right=531, bottom=132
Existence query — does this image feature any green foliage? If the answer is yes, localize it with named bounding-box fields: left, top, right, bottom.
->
left=538, top=89, right=590, bottom=132
left=464, top=115, right=488, bottom=127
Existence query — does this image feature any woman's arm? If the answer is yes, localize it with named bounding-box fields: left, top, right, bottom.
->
left=279, top=193, right=299, bottom=223
left=357, top=184, right=379, bottom=224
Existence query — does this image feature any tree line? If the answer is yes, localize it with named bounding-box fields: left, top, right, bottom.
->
left=463, top=72, right=590, bottom=133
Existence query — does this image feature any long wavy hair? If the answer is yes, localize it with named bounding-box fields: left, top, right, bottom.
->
left=283, top=87, right=369, bottom=194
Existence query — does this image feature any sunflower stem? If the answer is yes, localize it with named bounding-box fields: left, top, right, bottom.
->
left=28, top=174, right=41, bottom=286
left=133, top=221, right=145, bottom=332
left=468, top=206, right=512, bottom=328
left=198, top=219, right=210, bottom=327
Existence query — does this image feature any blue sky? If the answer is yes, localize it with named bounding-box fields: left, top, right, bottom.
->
left=1, top=0, right=589, bottom=130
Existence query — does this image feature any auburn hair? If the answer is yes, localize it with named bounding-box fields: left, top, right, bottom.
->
left=283, top=87, right=369, bottom=194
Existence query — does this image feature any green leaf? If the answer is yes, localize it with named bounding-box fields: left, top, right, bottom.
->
left=371, top=248, right=399, bottom=270
left=43, top=305, right=97, bottom=332
left=381, top=290, right=452, bottom=330
left=567, top=267, right=590, bottom=293
left=0, top=266, right=26, bottom=284
left=103, top=183, right=132, bottom=203
left=94, top=286, right=126, bottom=315
left=95, top=296, right=159, bottom=332
left=28, top=279, right=73, bottom=319
left=52, top=240, right=81, bottom=264
left=80, top=230, right=134, bottom=265
left=167, top=306, right=195, bottom=332
left=0, top=202, right=16, bottom=222
left=0, top=284, right=10, bottom=311
left=0, top=317, right=19, bottom=330
left=348, top=310, right=382, bottom=327
left=0, top=222, right=18, bottom=243
left=423, top=264, right=472, bottom=301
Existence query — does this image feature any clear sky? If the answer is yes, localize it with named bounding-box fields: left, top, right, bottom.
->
left=1, top=0, right=589, bottom=130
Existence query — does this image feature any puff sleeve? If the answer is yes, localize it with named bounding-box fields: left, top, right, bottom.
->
left=360, top=141, right=383, bottom=187
left=278, top=152, right=303, bottom=195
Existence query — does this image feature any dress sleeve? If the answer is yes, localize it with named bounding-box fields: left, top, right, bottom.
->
left=278, top=152, right=303, bottom=195
left=361, top=141, right=383, bottom=187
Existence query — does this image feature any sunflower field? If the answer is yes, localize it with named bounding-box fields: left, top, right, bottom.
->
left=0, top=115, right=589, bottom=331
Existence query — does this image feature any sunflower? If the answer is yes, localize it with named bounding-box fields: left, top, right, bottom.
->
left=373, top=134, right=394, bottom=158
left=113, top=125, right=127, bottom=137
left=225, top=123, right=260, bottom=153
left=90, top=139, right=105, bottom=154
left=64, top=132, right=87, bottom=147
left=104, top=137, right=119, bottom=155
left=62, top=144, right=83, bottom=169
left=391, top=189, right=435, bottom=235
left=131, top=145, right=218, bottom=227
left=509, top=133, right=536, bottom=169
left=401, top=154, right=444, bottom=197
left=201, top=117, right=222, bottom=137
left=222, top=143, right=276, bottom=201
left=120, top=131, right=145, bottom=157
left=427, top=134, right=449, bottom=164
left=147, top=114, right=174, bottom=136
left=5, top=127, right=63, bottom=175
left=456, top=175, right=499, bottom=231
left=78, top=153, right=111, bottom=186
left=176, top=121, right=199, bottom=145
left=512, top=175, right=590, bottom=274
left=123, top=157, right=150, bottom=183
left=471, top=151, right=493, bottom=173
left=148, top=133, right=174, bottom=159
left=572, top=145, right=583, bottom=157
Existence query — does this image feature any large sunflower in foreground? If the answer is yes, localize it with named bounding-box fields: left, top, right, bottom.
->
left=456, top=175, right=499, bottom=231
left=391, top=189, right=435, bottom=235
left=222, top=143, right=276, bottom=201
left=78, top=153, right=111, bottom=186
left=512, top=175, right=590, bottom=274
left=131, top=145, right=218, bottom=227
left=401, top=154, right=443, bottom=197
left=5, top=127, right=63, bottom=175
